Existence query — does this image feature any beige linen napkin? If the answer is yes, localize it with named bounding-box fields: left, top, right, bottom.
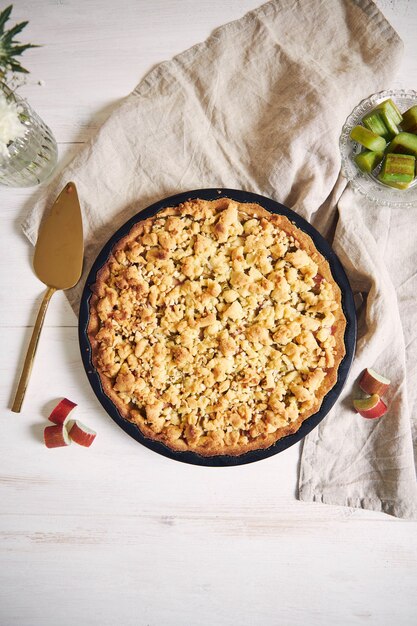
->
left=22, top=0, right=417, bottom=517
left=299, top=189, right=417, bottom=518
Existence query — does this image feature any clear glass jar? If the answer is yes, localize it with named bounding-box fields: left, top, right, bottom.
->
left=0, top=83, right=58, bottom=187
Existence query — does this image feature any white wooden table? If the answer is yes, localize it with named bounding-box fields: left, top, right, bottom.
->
left=1, top=2, right=416, bottom=625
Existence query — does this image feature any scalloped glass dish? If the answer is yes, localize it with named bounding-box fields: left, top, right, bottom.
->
left=339, top=89, right=417, bottom=208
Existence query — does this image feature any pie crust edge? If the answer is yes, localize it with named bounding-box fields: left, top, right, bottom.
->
left=87, top=198, right=347, bottom=457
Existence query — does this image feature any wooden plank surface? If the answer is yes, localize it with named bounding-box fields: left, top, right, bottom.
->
left=1, top=1, right=416, bottom=625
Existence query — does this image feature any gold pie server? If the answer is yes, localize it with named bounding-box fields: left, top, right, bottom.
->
left=12, top=182, right=84, bottom=413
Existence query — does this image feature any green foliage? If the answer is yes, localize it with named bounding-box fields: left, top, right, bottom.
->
left=0, top=5, right=39, bottom=81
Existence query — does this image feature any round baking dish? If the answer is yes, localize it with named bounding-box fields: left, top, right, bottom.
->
left=79, top=188, right=357, bottom=466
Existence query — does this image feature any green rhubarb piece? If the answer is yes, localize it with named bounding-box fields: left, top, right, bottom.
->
left=378, top=109, right=399, bottom=139
left=362, top=111, right=389, bottom=137
left=378, top=153, right=415, bottom=187
left=362, top=108, right=399, bottom=140
left=386, top=132, right=417, bottom=158
left=382, top=153, right=415, bottom=179
left=379, top=180, right=411, bottom=190
left=350, top=125, right=386, bottom=151
left=377, top=98, right=403, bottom=125
left=401, top=105, right=417, bottom=133
left=354, top=150, right=384, bottom=173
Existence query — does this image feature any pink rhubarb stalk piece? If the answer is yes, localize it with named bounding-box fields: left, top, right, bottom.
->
left=67, top=420, right=97, bottom=447
left=48, top=398, right=77, bottom=425
left=44, top=424, right=71, bottom=448
left=353, top=394, right=388, bottom=419
left=358, top=368, right=390, bottom=396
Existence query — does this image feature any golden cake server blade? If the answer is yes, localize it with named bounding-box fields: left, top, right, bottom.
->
left=12, top=182, right=83, bottom=413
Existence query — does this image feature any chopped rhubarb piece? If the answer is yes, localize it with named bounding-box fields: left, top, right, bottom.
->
left=49, top=398, right=77, bottom=425
left=354, top=150, right=384, bottom=173
left=359, top=368, right=390, bottom=396
left=378, top=153, right=415, bottom=188
left=312, top=273, right=323, bottom=294
left=350, top=125, right=386, bottom=151
left=44, top=424, right=71, bottom=448
left=353, top=394, right=388, bottom=419
left=362, top=111, right=389, bottom=138
left=68, top=420, right=96, bottom=447
left=378, top=109, right=400, bottom=139
left=377, top=98, right=403, bottom=125
left=400, top=105, right=417, bottom=133
left=387, top=132, right=417, bottom=158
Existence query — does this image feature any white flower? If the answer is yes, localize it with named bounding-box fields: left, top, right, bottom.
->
left=0, top=92, right=26, bottom=159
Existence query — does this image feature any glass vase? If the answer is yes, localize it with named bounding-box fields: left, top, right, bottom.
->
left=0, top=82, right=58, bottom=187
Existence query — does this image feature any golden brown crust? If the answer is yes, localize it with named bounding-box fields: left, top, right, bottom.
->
left=87, top=197, right=346, bottom=456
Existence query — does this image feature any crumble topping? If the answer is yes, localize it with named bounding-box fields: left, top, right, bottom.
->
left=89, top=198, right=345, bottom=455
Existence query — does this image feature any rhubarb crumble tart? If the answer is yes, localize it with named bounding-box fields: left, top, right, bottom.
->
left=88, top=197, right=346, bottom=456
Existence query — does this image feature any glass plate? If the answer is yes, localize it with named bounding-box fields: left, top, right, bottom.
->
left=339, top=89, right=417, bottom=208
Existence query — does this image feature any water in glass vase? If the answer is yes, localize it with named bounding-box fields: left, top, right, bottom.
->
left=0, top=84, right=58, bottom=187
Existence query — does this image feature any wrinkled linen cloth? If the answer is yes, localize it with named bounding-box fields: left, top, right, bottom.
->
left=22, top=0, right=417, bottom=518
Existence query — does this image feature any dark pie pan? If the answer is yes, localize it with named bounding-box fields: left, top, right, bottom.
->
left=78, top=188, right=357, bottom=467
